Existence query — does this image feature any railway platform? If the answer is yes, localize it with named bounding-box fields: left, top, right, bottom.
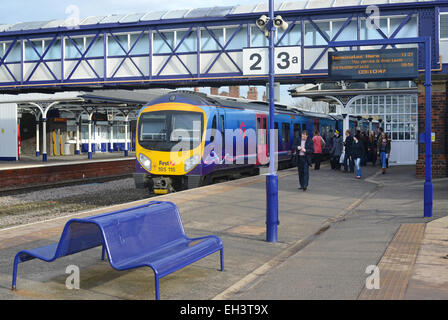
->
left=0, top=152, right=136, bottom=191
left=0, top=164, right=447, bottom=300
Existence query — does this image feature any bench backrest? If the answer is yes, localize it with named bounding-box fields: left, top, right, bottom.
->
left=55, top=201, right=187, bottom=264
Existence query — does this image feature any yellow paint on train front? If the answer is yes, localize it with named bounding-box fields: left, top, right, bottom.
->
left=136, top=103, right=206, bottom=176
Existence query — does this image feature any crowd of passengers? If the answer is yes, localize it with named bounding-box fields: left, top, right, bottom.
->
left=292, top=127, right=391, bottom=191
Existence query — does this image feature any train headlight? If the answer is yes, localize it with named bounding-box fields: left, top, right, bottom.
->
left=139, top=153, right=152, bottom=171
left=184, top=155, right=199, bottom=172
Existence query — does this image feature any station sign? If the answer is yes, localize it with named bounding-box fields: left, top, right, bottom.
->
left=328, top=48, right=418, bottom=80
left=243, top=46, right=301, bottom=75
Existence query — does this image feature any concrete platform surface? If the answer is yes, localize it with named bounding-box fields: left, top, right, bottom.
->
left=0, top=164, right=447, bottom=300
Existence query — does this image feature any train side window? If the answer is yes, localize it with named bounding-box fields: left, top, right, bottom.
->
left=220, top=115, right=225, bottom=146
left=274, top=122, right=279, bottom=143
left=262, top=117, right=267, bottom=145
left=211, top=115, right=217, bottom=142
left=294, top=123, right=301, bottom=140
left=282, top=123, right=290, bottom=143
left=302, top=124, right=307, bottom=134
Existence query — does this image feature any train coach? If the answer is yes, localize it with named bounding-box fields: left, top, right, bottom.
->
left=133, top=91, right=356, bottom=194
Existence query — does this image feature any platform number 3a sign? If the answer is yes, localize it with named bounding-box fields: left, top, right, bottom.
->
left=243, top=46, right=301, bottom=75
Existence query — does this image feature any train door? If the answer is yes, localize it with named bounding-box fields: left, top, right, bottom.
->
left=256, top=114, right=268, bottom=165
left=293, top=123, right=301, bottom=146
left=218, top=109, right=226, bottom=164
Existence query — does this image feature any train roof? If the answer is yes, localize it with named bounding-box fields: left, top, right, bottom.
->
left=145, top=90, right=340, bottom=119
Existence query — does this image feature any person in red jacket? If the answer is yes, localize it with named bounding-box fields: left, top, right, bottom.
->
left=312, top=130, right=325, bottom=170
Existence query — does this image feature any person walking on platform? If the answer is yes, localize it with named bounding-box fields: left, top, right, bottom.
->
left=377, top=132, right=391, bottom=174
left=352, top=133, right=365, bottom=179
left=360, top=131, right=369, bottom=166
left=293, top=130, right=314, bottom=191
left=343, top=130, right=354, bottom=173
left=368, top=130, right=377, bottom=166
left=312, top=130, right=325, bottom=170
left=376, top=127, right=389, bottom=168
left=330, top=130, right=343, bottom=170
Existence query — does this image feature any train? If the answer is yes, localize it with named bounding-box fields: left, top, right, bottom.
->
left=133, top=91, right=370, bottom=194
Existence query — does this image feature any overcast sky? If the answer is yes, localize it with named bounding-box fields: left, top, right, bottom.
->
left=1, top=0, right=300, bottom=104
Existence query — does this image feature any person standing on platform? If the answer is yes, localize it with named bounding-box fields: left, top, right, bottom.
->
left=361, top=131, right=369, bottom=166
left=377, top=132, right=391, bottom=174
left=352, top=133, right=365, bottom=179
left=368, top=130, right=377, bottom=166
left=330, top=130, right=343, bottom=170
left=293, top=130, right=314, bottom=191
left=376, top=127, right=389, bottom=168
left=343, top=130, right=354, bottom=173
left=312, top=130, right=325, bottom=170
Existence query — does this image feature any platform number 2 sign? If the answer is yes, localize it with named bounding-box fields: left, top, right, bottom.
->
left=243, top=47, right=301, bottom=75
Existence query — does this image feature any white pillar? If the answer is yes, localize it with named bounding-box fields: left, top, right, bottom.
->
left=124, top=115, right=129, bottom=157
left=42, top=118, right=47, bottom=161
left=35, top=116, right=40, bottom=157
left=343, top=113, right=350, bottom=142
left=75, top=121, right=80, bottom=155
left=88, top=113, right=93, bottom=159
left=109, top=122, right=114, bottom=152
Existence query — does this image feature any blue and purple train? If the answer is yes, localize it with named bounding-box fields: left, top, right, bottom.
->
left=133, top=91, right=362, bottom=194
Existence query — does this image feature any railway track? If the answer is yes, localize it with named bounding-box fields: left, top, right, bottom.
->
left=0, top=163, right=300, bottom=230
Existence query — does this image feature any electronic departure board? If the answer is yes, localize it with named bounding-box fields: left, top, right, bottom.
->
left=328, top=48, right=418, bottom=80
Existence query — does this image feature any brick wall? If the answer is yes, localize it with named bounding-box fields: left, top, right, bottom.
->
left=0, top=159, right=135, bottom=190
left=416, top=79, right=448, bottom=178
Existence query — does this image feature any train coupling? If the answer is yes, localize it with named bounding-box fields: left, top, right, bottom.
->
left=153, top=177, right=175, bottom=194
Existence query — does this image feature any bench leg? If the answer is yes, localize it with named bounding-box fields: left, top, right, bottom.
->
left=155, top=276, right=160, bottom=300
left=101, top=245, right=106, bottom=261
left=12, top=255, right=20, bottom=290
left=220, top=249, right=224, bottom=271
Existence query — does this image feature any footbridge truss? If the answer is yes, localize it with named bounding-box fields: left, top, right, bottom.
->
left=0, top=0, right=445, bottom=93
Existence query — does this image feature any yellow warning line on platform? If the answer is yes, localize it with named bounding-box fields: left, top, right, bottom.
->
left=358, top=223, right=425, bottom=300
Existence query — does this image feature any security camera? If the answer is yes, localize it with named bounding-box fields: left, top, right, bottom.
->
left=274, top=15, right=288, bottom=31
left=256, top=15, right=268, bottom=30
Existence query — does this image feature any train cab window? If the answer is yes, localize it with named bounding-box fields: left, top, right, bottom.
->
left=282, top=123, right=290, bottom=143
left=302, top=124, right=307, bottom=133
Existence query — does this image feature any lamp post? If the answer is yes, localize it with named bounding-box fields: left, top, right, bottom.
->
left=265, top=0, right=279, bottom=242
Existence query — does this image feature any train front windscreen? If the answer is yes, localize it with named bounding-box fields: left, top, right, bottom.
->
left=138, top=110, right=203, bottom=152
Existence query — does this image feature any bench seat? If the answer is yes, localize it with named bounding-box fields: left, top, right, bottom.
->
left=12, top=201, right=224, bottom=300
left=114, top=236, right=222, bottom=277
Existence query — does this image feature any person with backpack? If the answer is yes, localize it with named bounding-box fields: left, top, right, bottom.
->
left=312, top=130, right=325, bottom=170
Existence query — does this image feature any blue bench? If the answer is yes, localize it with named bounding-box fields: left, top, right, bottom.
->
left=12, top=201, right=224, bottom=300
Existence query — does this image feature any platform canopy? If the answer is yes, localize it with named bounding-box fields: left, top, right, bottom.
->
left=0, top=89, right=171, bottom=118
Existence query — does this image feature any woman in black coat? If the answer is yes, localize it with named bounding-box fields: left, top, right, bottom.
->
left=352, top=134, right=365, bottom=179
left=292, top=130, right=314, bottom=191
